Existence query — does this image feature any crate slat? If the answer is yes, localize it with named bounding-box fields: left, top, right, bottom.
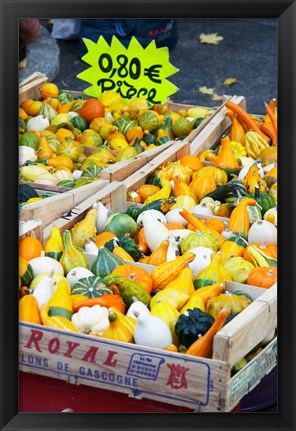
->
left=20, top=180, right=109, bottom=227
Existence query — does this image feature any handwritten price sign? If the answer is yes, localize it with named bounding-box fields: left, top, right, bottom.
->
left=77, top=36, right=179, bottom=104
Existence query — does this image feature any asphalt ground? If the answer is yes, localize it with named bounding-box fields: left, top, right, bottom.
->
left=22, top=18, right=278, bottom=115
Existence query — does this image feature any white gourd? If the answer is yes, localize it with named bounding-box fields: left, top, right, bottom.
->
left=165, top=209, right=188, bottom=226
left=190, top=203, right=213, bottom=217
left=137, top=210, right=167, bottom=228
left=93, top=200, right=111, bottom=234
left=19, top=146, right=37, bottom=166
left=126, top=298, right=150, bottom=318
left=66, top=267, right=94, bottom=288
left=84, top=239, right=99, bottom=255
left=248, top=220, right=277, bottom=246
left=166, top=236, right=181, bottom=262
left=26, top=115, right=50, bottom=132
left=187, top=246, right=214, bottom=275
left=33, top=269, right=55, bottom=309
left=29, top=252, right=64, bottom=277
left=142, top=212, right=170, bottom=252
left=71, top=305, right=110, bottom=335
left=72, top=170, right=83, bottom=181
left=221, top=229, right=235, bottom=240
left=133, top=310, right=172, bottom=349
left=67, top=111, right=79, bottom=119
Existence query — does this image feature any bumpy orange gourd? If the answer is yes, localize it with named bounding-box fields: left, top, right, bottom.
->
left=247, top=267, right=277, bottom=288
left=150, top=252, right=196, bottom=291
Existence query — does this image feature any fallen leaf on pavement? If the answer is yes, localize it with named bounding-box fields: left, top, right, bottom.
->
left=199, top=86, right=215, bottom=95
left=223, top=78, right=237, bottom=86
left=199, top=33, right=224, bottom=45
left=212, top=93, right=224, bottom=101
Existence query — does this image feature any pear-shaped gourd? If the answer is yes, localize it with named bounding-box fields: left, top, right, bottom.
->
left=214, top=135, right=240, bottom=179
left=93, top=201, right=111, bottom=234
left=60, top=230, right=89, bottom=275
left=44, top=225, right=64, bottom=261
left=133, top=310, right=172, bottom=349
left=195, top=253, right=232, bottom=289
left=164, top=267, right=195, bottom=297
left=226, top=109, right=245, bottom=145
left=91, top=246, right=125, bottom=278
left=71, top=208, right=98, bottom=248
left=141, top=212, right=170, bottom=252
left=38, top=135, right=54, bottom=160
left=33, top=269, right=55, bottom=309
left=47, top=279, right=73, bottom=320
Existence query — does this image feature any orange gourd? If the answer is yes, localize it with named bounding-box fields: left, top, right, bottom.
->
left=228, top=197, right=257, bottom=238
left=37, top=135, right=54, bottom=160
left=136, top=227, right=149, bottom=255
left=178, top=155, right=203, bottom=172
left=95, top=232, right=117, bottom=248
left=78, top=98, right=105, bottom=123
left=214, top=135, right=240, bottom=178
left=19, top=236, right=43, bottom=261
left=199, top=218, right=225, bottom=234
left=150, top=251, right=196, bottom=291
left=247, top=267, right=277, bottom=288
left=112, top=264, right=153, bottom=294
left=47, top=155, right=74, bottom=171
left=55, top=128, right=75, bottom=142
left=73, top=293, right=126, bottom=314
left=191, top=282, right=225, bottom=303
left=113, top=246, right=135, bottom=262
left=136, top=185, right=160, bottom=203
left=186, top=309, right=228, bottom=357
left=126, top=126, right=144, bottom=143
left=189, top=173, right=218, bottom=202
left=147, top=239, right=170, bottom=266
left=165, top=267, right=195, bottom=297
left=19, top=295, right=42, bottom=324
left=40, top=82, right=59, bottom=99
left=173, top=176, right=196, bottom=200
left=166, top=222, right=185, bottom=230
left=225, top=109, right=246, bottom=144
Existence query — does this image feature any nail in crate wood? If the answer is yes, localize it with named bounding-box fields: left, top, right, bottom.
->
left=19, top=179, right=109, bottom=227
left=42, top=181, right=127, bottom=243
left=189, top=95, right=247, bottom=156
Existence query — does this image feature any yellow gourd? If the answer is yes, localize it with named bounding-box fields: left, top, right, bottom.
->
left=147, top=239, right=170, bottom=266
left=44, top=226, right=64, bottom=261
left=60, top=230, right=89, bottom=275
left=164, top=267, right=195, bottom=297
left=195, top=254, right=232, bottom=288
left=214, top=135, right=240, bottom=179
left=228, top=197, right=257, bottom=238
left=101, top=307, right=136, bottom=343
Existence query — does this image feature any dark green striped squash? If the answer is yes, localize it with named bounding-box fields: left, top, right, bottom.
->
left=19, top=184, right=39, bottom=203
left=41, top=192, right=56, bottom=199
left=81, top=165, right=103, bottom=180
left=91, top=246, right=125, bottom=278
left=57, top=180, right=76, bottom=188
left=70, top=115, right=88, bottom=132
left=19, top=133, right=40, bottom=151
left=104, top=213, right=138, bottom=238
left=72, top=275, right=113, bottom=298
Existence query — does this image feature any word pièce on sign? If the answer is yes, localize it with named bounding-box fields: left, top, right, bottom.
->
left=77, top=35, right=179, bottom=104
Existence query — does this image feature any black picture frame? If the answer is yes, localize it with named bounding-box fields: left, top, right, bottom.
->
left=1, top=0, right=295, bottom=430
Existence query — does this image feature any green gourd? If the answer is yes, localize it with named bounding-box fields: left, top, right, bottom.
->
left=44, top=226, right=64, bottom=261
left=60, top=230, right=89, bottom=275
left=91, top=246, right=125, bottom=278
left=100, top=274, right=151, bottom=307
left=175, top=308, right=215, bottom=348
left=72, top=276, right=112, bottom=298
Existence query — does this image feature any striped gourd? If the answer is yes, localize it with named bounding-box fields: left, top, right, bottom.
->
left=72, top=276, right=112, bottom=298
left=70, top=115, right=88, bottom=131
left=244, top=130, right=270, bottom=159
left=91, top=246, right=125, bottom=277
left=228, top=198, right=257, bottom=239
left=57, top=180, right=75, bottom=189
left=81, top=165, right=103, bottom=180
left=247, top=245, right=277, bottom=268
left=19, top=256, right=34, bottom=286
left=194, top=253, right=232, bottom=289
left=220, top=236, right=247, bottom=265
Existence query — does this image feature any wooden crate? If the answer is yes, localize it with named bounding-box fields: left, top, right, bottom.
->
left=19, top=179, right=109, bottom=227
left=19, top=219, right=43, bottom=240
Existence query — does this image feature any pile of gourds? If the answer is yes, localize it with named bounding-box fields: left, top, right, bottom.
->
left=19, top=82, right=212, bottom=189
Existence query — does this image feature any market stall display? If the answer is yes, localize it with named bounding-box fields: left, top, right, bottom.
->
left=18, top=72, right=277, bottom=413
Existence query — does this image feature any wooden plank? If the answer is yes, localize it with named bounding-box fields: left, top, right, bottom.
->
left=19, top=322, right=228, bottom=412
left=123, top=140, right=190, bottom=192
left=19, top=75, right=48, bottom=105
left=42, top=181, right=126, bottom=243
left=19, top=72, right=47, bottom=88
left=189, top=95, right=246, bottom=156
left=19, top=220, right=43, bottom=240
left=19, top=180, right=109, bottom=227
left=226, top=337, right=277, bottom=411
left=212, top=284, right=277, bottom=366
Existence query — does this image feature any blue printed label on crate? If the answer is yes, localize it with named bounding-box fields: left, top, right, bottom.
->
left=127, top=354, right=165, bottom=380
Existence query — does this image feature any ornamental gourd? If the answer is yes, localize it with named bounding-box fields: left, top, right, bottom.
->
left=223, top=257, right=255, bottom=283
left=71, top=305, right=110, bottom=335
left=70, top=208, right=98, bottom=248
left=206, top=291, right=252, bottom=318
left=112, top=265, right=153, bottom=294
left=132, top=309, right=173, bottom=349
left=60, top=230, right=89, bottom=274
left=247, top=267, right=277, bottom=288
left=19, top=295, right=42, bottom=324
left=72, top=276, right=113, bottom=298
left=226, top=109, right=246, bottom=144
left=175, top=308, right=215, bottom=348
left=150, top=302, right=180, bottom=345
left=228, top=197, right=257, bottom=239
left=101, top=307, right=136, bottom=343
left=214, top=135, right=240, bottom=179
left=220, top=236, right=247, bottom=264
left=195, top=253, right=232, bottom=288
left=180, top=231, right=220, bottom=254
left=44, top=226, right=64, bottom=261
left=244, top=130, right=270, bottom=159
left=91, top=246, right=125, bottom=278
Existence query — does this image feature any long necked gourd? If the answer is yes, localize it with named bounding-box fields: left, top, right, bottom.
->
left=141, top=212, right=170, bottom=252
left=93, top=200, right=111, bottom=234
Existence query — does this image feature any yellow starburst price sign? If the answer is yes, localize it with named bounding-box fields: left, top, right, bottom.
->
left=77, top=35, right=179, bottom=104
